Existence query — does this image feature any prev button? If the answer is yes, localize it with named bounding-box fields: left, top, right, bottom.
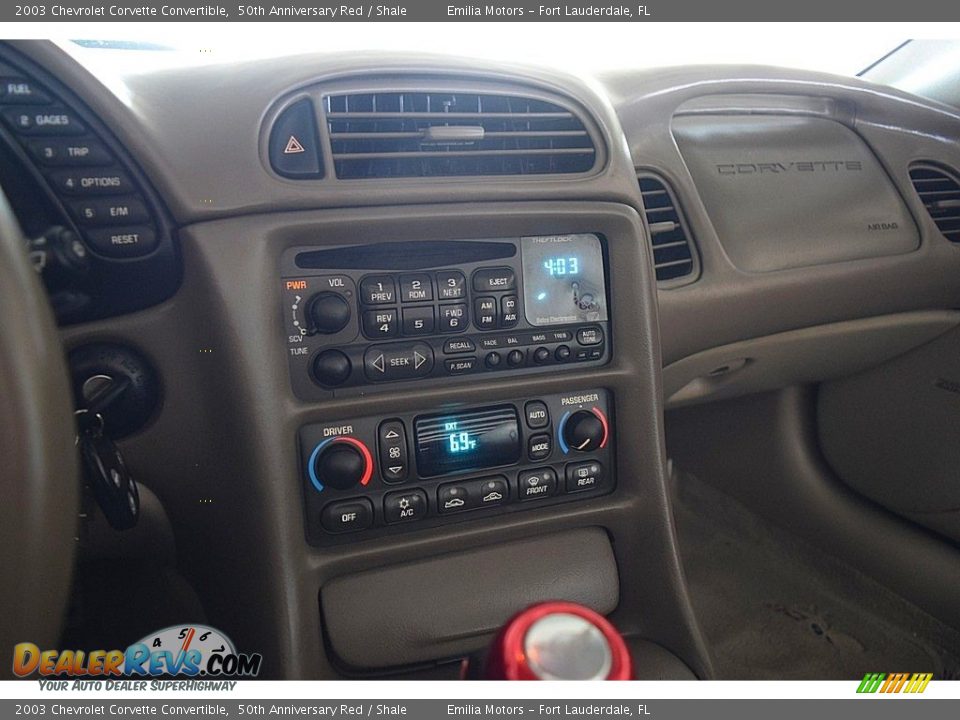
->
left=363, top=343, right=434, bottom=381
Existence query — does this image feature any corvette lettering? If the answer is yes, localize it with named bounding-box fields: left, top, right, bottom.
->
left=716, top=161, right=863, bottom=175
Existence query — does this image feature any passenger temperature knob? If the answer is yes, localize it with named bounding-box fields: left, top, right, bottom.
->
left=307, top=292, right=351, bottom=334
left=561, top=409, right=607, bottom=453
left=310, top=438, right=373, bottom=491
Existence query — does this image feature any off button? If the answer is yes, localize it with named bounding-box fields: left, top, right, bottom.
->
left=320, top=498, right=373, bottom=534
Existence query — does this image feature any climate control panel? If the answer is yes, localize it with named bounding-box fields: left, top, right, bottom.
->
left=299, top=389, right=614, bottom=545
left=281, top=234, right=610, bottom=399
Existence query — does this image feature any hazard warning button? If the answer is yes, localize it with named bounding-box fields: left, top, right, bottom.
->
left=268, top=98, right=322, bottom=178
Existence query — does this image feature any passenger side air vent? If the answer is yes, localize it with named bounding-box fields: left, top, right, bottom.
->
left=638, top=174, right=698, bottom=283
left=909, top=164, right=960, bottom=243
left=324, top=91, right=598, bottom=179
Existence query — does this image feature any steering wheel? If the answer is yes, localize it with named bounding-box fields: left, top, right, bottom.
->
left=0, top=187, right=78, bottom=676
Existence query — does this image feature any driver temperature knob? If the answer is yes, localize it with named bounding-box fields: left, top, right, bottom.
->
left=561, top=409, right=607, bottom=453
left=310, top=437, right=373, bottom=491
left=307, top=292, right=351, bottom=334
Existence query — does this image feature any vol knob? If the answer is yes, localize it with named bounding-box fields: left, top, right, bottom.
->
left=312, top=439, right=372, bottom=491
left=562, top=410, right=606, bottom=453
left=307, top=292, right=351, bottom=334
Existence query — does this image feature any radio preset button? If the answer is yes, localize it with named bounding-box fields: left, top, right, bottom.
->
left=384, top=489, right=427, bottom=524
left=436, top=270, right=465, bottom=300
left=378, top=419, right=408, bottom=484
left=320, top=498, right=373, bottom=534
left=445, top=357, right=478, bottom=375
left=524, top=401, right=550, bottom=429
left=527, top=433, right=553, bottom=461
left=401, top=306, right=435, bottom=336
left=500, top=295, right=519, bottom=328
left=362, top=308, right=398, bottom=339
left=438, top=303, right=468, bottom=333
left=472, top=267, right=516, bottom=293
left=576, top=326, right=604, bottom=346
left=474, top=296, right=498, bottom=330
left=360, top=275, right=396, bottom=305
left=399, top=274, right=433, bottom=302
left=443, top=338, right=475, bottom=354
left=566, top=461, right=604, bottom=493
left=518, top=468, right=557, bottom=501
left=364, top=343, right=434, bottom=381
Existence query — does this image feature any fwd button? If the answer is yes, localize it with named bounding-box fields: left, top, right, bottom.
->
left=363, top=343, right=434, bottom=381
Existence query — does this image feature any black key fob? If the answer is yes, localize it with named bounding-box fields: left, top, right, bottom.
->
left=77, top=412, right=139, bottom=531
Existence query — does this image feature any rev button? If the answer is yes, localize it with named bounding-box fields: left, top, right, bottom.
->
left=363, top=343, right=434, bottom=382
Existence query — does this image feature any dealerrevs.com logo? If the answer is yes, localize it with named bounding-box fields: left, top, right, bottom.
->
left=12, top=624, right=262, bottom=679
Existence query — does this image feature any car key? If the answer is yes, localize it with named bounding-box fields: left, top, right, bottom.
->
left=75, top=410, right=140, bottom=531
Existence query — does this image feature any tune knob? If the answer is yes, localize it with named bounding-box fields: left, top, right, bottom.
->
left=307, top=292, right=351, bottom=334
left=310, top=437, right=373, bottom=491
left=312, top=349, right=352, bottom=387
left=561, top=409, right=607, bottom=453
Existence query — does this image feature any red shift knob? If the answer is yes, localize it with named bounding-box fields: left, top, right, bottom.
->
left=484, top=601, right=633, bottom=680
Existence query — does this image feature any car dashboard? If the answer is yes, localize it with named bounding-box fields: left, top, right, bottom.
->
left=3, top=39, right=960, bottom=680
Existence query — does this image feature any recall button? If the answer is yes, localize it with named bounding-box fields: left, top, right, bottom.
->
left=518, top=468, right=557, bottom=501
left=84, top=226, right=158, bottom=258
left=363, top=343, right=434, bottom=381
left=443, top=338, right=476, bottom=354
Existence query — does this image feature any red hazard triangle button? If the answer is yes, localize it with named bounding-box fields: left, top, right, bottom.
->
left=283, top=135, right=306, bottom=154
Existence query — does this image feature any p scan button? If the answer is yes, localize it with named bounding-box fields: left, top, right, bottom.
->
left=320, top=498, right=373, bottom=534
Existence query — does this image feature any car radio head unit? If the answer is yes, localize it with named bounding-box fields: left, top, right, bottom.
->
left=279, top=234, right=611, bottom=399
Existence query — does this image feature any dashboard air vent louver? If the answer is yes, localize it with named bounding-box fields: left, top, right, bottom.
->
left=908, top=164, right=960, bottom=243
left=324, top=91, right=597, bottom=179
left=638, top=174, right=697, bottom=283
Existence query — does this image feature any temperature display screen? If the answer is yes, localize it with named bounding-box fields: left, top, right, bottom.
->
left=415, top=405, right=520, bottom=477
left=521, top=234, right=607, bottom=326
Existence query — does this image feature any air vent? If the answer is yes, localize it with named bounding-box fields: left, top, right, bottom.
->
left=324, top=91, right=597, bottom=179
left=638, top=174, right=697, bottom=283
left=909, top=164, right=960, bottom=243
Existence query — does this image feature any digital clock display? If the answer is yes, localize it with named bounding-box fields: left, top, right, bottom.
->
left=522, top=234, right=607, bottom=326
left=415, top=405, right=520, bottom=477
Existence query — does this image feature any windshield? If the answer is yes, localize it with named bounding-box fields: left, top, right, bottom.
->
left=61, top=26, right=903, bottom=76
